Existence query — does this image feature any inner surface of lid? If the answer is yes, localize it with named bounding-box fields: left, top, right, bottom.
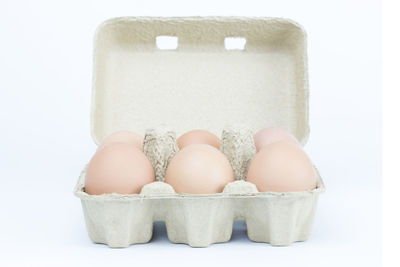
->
left=91, top=17, right=309, bottom=145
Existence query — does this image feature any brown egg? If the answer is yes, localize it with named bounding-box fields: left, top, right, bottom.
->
left=177, top=129, right=220, bottom=149
left=253, top=127, right=300, bottom=152
left=85, top=143, right=155, bottom=195
left=246, top=141, right=316, bottom=192
left=165, top=144, right=234, bottom=194
left=98, top=130, right=143, bottom=151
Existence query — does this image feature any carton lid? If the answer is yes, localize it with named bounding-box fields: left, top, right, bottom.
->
left=91, top=16, right=309, bottom=145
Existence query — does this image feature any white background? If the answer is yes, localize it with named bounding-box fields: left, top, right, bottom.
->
left=0, top=0, right=381, bottom=266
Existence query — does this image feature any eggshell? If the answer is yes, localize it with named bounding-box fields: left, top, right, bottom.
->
left=246, top=141, right=316, bottom=192
left=253, top=127, right=300, bottom=152
left=177, top=129, right=220, bottom=149
left=98, top=130, right=143, bottom=150
left=165, top=144, right=234, bottom=194
left=85, top=143, right=155, bottom=195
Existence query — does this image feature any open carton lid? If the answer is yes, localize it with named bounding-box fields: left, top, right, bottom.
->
left=91, top=17, right=309, bottom=145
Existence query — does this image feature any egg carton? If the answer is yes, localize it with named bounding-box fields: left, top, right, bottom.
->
left=75, top=16, right=325, bottom=247
left=74, top=126, right=325, bottom=247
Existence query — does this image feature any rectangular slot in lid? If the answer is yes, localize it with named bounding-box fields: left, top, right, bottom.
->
left=156, top=35, right=178, bottom=50
left=224, top=37, right=246, bottom=50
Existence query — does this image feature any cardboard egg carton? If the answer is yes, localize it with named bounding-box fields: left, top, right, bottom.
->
left=75, top=126, right=324, bottom=247
left=74, top=16, right=325, bottom=247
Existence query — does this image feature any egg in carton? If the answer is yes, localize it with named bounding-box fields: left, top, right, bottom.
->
left=74, top=16, right=325, bottom=247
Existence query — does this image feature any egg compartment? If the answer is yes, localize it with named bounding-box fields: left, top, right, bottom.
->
left=74, top=126, right=324, bottom=247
